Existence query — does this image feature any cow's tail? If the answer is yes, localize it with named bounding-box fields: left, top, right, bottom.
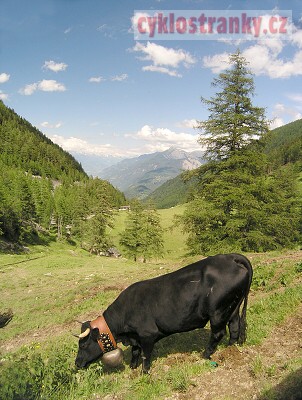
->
left=234, top=255, right=253, bottom=345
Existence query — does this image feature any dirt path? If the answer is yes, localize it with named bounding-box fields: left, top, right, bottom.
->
left=174, top=305, right=302, bottom=400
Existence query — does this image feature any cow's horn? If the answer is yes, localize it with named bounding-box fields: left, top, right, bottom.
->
left=72, top=333, right=80, bottom=338
left=75, top=320, right=83, bottom=324
left=78, top=327, right=90, bottom=338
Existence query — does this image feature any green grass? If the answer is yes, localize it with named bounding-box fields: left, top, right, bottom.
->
left=1, top=218, right=302, bottom=399
left=109, top=205, right=189, bottom=260
left=158, top=204, right=189, bottom=259
left=248, top=287, right=302, bottom=345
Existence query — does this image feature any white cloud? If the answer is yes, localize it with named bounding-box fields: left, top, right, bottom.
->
left=270, top=102, right=302, bottom=129
left=203, top=52, right=230, bottom=73
left=287, top=93, right=302, bottom=103
left=97, top=24, right=107, bottom=32
left=111, top=73, right=128, bottom=81
left=131, top=11, right=152, bottom=34
left=96, top=23, right=118, bottom=39
left=89, top=76, right=105, bottom=83
left=19, top=83, right=38, bottom=96
left=39, top=80, right=66, bottom=92
left=132, top=42, right=196, bottom=77
left=41, top=121, right=62, bottom=129
left=142, top=65, right=181, bottom=77
left=0, top=91, right=8, bottom=100
left=64, top=27, right=72, bottom=34
left=45, top=124, right=200, bottom=158
left=270, top=117, right=284, bottom=129
left=243, top=44, right=302, bottom=78
left=89, top=74, right=128, bottom=83
left=127, top=124, right=199, bottom=152
left=177, top=119, right=198, bottom=129
left=0, top=73, right=10, bottom=83
left=50, top=134, right=117, bottom=156
left=43, top=60, right=68, bottom=73
left=133, top=41, right=196, bottom=68
left=202, top=24, right=302, bottom=79
left=292, top=28, right=302, bottom=48
left=19, top=80, right=66, bottom=95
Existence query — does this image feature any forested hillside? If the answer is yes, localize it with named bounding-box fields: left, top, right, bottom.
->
left=0, top=101, right=86, bottom=181
left=264, top=118, right=302, bottom=167
left=0, top=101, right=125, bottom=247
left=145, top=174, right=197, bottom=209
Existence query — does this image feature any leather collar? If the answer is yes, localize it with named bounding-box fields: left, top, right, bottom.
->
left=90, top=315, right=117, bottom=353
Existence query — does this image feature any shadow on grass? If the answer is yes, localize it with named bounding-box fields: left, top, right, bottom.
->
left=0, top=232, right=56, bottom=254
left=257, top=367, right=302, bottom=400
left=121, top=327, right=215, bottom=368
left=154, top=328, right=212, bottom=358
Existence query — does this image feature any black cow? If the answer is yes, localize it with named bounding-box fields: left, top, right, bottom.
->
left=75, top=253, right=253, bottom=373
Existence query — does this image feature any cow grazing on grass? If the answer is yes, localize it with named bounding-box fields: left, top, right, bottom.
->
left=75, top=253, right=253, bottom=373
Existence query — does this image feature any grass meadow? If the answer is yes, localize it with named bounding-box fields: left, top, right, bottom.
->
left=0, top=206, right=301, bottom=399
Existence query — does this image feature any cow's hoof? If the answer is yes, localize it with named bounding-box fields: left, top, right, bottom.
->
left=142, top=369, right=150, bottom=375
left=203, top=351, right=212, bottom=360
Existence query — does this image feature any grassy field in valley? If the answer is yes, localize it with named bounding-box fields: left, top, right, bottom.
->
left=0, top=207, right=301, bottom=400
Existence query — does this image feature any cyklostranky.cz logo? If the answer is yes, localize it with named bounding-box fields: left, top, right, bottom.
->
left=133, top=10, right=292, bottom=40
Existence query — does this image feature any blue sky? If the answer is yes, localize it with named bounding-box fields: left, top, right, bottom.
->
left=1, top=0, right=302, bottom=160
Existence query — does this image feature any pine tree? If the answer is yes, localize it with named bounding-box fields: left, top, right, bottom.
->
left=140, top=208, right=164, bottom=262
left=181, top=149, right=300, bottom=253
left=120, top=202, right=164, bottom=262
left=181, top=51, right=301, bottom=254
left=82, top=197, right=114, bottom=254
left=119, top=202, right=145, bottom=262
left=197, top=50, right=269, bottom=160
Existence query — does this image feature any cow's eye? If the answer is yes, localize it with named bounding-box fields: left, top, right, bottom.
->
left=79, top=341, right=88, bottom=349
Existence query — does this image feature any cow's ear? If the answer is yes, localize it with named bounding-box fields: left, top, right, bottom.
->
left=91, top=328, right=99, bottom=340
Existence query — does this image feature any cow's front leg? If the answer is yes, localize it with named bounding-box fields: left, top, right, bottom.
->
left=203, top=324, right=226, bottom=359
left=140, top=339, right=155, bottom=374
left=130, top=345, right=141, bottom=369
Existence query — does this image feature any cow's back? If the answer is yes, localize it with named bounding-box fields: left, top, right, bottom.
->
left=106, top=254, right=251, bottom=336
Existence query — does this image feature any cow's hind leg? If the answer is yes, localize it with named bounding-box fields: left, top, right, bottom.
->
left=130, top=345, right=141, bottom=369
left=203, top=321, right=226, bottom=359
left=228, top=306, right=240, bottom=346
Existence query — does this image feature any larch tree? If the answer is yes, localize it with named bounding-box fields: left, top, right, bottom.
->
left=197, top=50, right=269, bottom=160
left=120, top=202, right=164, bottom=262
left=180, top=51, right=300, bottom=254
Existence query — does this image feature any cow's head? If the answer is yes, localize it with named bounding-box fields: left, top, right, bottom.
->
left=74, top=321, right=123, bottom=369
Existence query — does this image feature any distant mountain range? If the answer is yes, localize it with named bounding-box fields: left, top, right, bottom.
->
left=97, top=147, right=205, bottom=198
left=145, top=118, right=302, bottom=209
left=71, top=153, right=123, bottom=177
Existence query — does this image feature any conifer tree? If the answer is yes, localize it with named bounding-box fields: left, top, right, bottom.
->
left=181, top=51, right=301, bottom=254
left=120, top=202, right=164, bottom=262
left=197, top=50, right=269, bottom=160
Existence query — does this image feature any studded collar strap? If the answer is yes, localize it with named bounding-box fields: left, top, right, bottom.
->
left=90, top=315, right=117, bottom=353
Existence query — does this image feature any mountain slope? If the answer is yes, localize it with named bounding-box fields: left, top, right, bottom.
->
left=147, top=119, right=302, bottom=209
left=0, top=101, right=87, bottom=181
left=144, top=173, right=198, bottom=209
left=0, top=101, right=126, bottom=245
left=71, top=153, right=123, bottom=177
left=263, top=118, right=302, bottom=166
left=99, top=147, right=204, bottom=198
